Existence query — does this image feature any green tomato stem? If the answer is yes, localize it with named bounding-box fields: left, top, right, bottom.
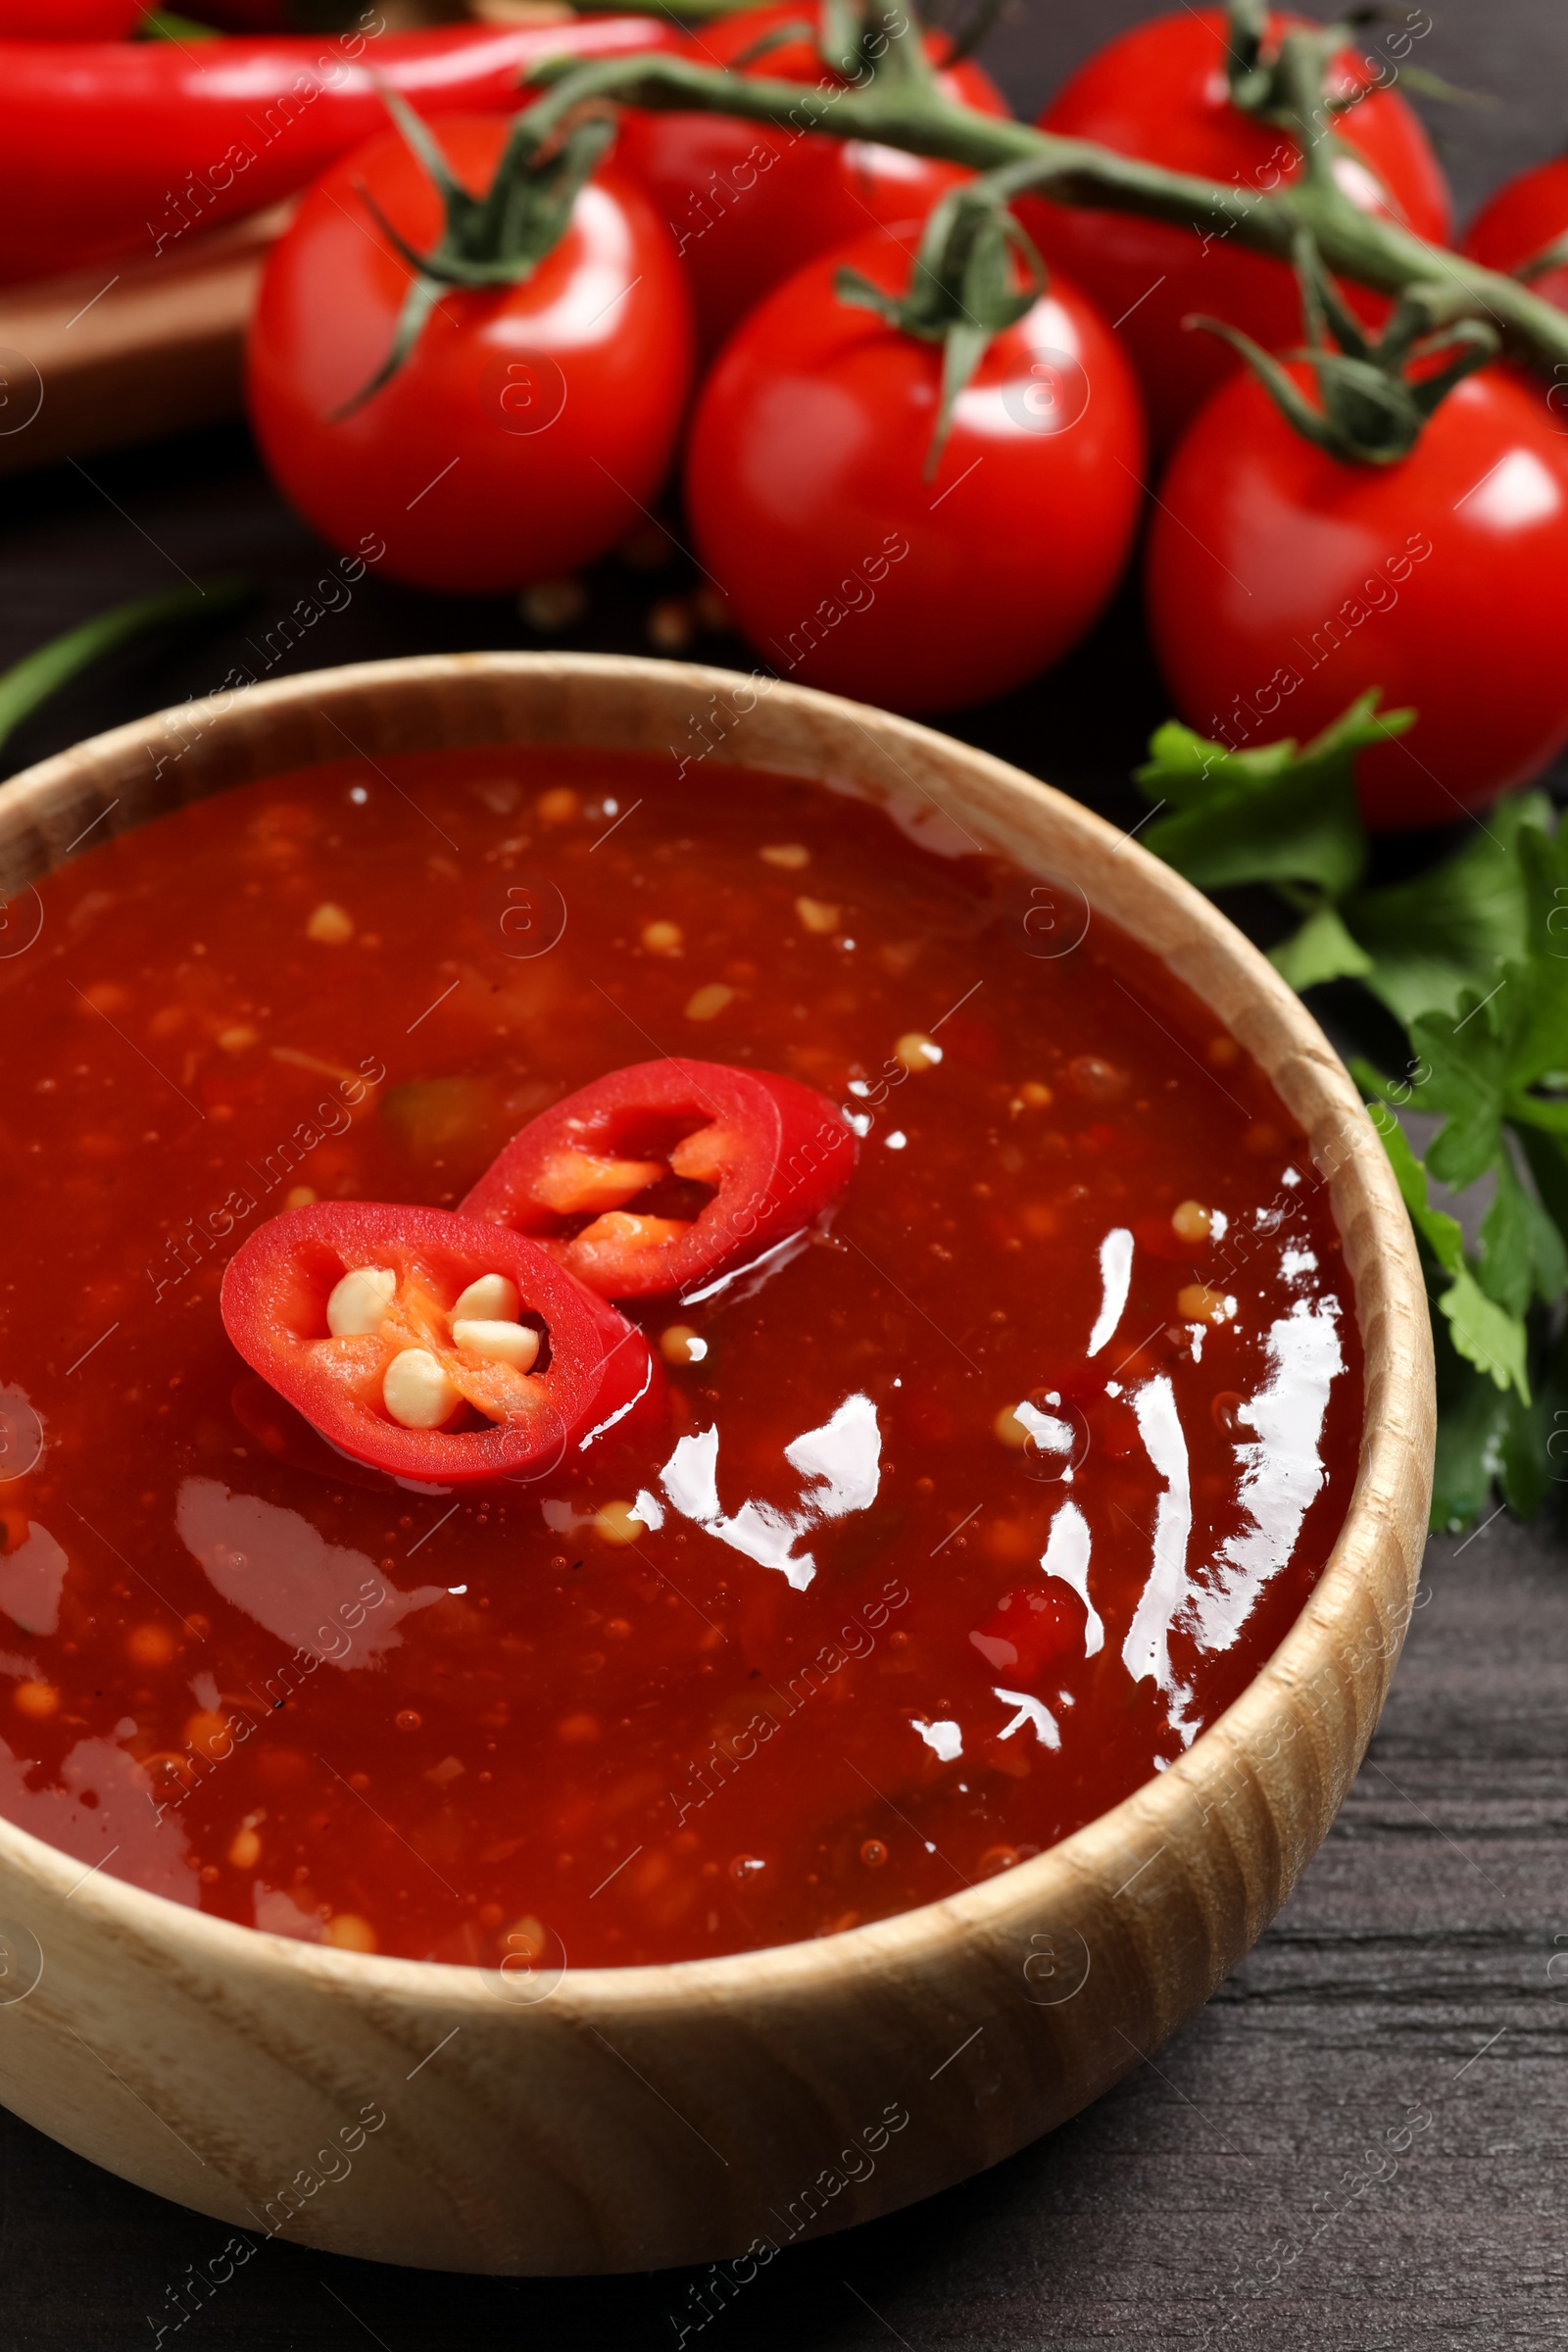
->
left=0, top=576, right=251, bottom=758
left=523, top=49, right=1568, bottom=378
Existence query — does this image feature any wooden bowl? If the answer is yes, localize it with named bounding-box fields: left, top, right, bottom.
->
left=0, top=655, right=1434, bottom=2275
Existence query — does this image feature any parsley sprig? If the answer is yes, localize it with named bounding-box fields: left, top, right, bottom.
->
left=1136, top=694, right=1568, bottom=1533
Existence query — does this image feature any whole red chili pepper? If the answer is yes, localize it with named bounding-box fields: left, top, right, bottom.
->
left=0, top=1, right=140, bottom=29
left=0, top=16, right=681, bottom=286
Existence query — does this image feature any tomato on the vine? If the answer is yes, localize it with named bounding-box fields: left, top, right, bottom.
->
left=615, top=1, right=1010, bottom=355
left=247, top=115, right=692, bottom=595
left=1145, top=362, right=1568, bottom=830
left=684, top=225, right=1146, bottom=712
left=1016, top=8, right=1449, bottom=449
left=1464, top=156, right=1568, bottom=314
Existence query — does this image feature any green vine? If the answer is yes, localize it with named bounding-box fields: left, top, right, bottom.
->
left=519, top=10, right=1568, bottom=385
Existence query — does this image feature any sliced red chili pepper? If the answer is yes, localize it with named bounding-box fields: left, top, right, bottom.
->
left=220, top=1202, right=657, bottom=1491
left=460, top=1058, right=856, bottom=1302
left=230, top=1375, right=402, bottom=1495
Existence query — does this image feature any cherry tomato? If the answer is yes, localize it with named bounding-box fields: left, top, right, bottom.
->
left=1016, top=8, right=1449, bottom=449
left=1145, top=362, right=1568, bottom=830
left=684, top=226, right=1146, bottom=712
left=615, top=2, right=1010, bottom=356
left=247, top=115, right=693, bottom=594
left=1464, top=155, right=1568, bottom=317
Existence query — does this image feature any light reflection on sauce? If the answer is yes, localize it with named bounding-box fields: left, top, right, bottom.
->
left=0, top=1521, right=69, bottom=1638
left=658, top=1391, right=883, bottom=1591
left=175, top=1480, right=444, bottom=1667
left=0, top=1735, right=200, bottom=1907
left=1193, top=1299, right=1345, bottom=1654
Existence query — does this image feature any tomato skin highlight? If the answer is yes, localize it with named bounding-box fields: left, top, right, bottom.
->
left=0, top=20, right=681, bottom=287
left=461, top=1058, right=856, bottom=1301
left=615, top=1, right=1009, bottom=357
left=220, top=1201, right=658, bottom=1490
left=1464, top=156, right=1568, bottom=317
left=246, top=117, right=693, bottom=595
left=684, top=228, right=1146, bottom=713
left=1145, top=362, right=1568, bottom=831
left=1016, top=8, right=1450, bottom=451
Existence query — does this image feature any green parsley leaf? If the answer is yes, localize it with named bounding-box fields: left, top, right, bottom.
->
left=1356, top=1074, right=1531, bottom=1404
left=1354, top=1075, right=1531, bottom=1409
left=1270, top=900, right=1374, bottom=992
left=1499, top=1383, right=1559, bottom=1521
left=1511, top=815, right=1568, bottom=1091
left=1519, top=1127, right=1568, bottom=1236
left=1135, top=692, right=1406, bottom=898
left=1138, top=693, right=1568, bottom=1533
left=1480, top=1141, right=1567, bottom=1317
left=1351, top=1071, right=1463, bottom=1272
left=1406, top=988, right=1509, bottom=1190
left=1345, top=792, right=1544, bottom=1027
left=1441, top=1261, right=1530, bottom=1401
left=1429, top=1341, right=1508, bottom=1533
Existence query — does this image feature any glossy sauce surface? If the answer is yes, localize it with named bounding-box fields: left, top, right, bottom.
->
left=0, top=749, right=1361, bottom=1967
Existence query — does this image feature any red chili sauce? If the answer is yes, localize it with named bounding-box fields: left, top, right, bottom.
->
left=0, top=749, right=1361, bottom=1968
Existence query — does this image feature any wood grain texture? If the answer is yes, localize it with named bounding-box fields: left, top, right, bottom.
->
left=0, top=654, right=1435, bottom=2275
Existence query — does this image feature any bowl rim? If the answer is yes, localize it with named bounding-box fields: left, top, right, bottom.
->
left=0, top=650, right=1433, bottom=2016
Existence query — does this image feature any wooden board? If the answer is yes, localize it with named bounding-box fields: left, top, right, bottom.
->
left=0, top=209, right=287, bottom=477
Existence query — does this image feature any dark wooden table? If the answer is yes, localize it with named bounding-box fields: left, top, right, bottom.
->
left=2, top=4, right=1565, bottom=2343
